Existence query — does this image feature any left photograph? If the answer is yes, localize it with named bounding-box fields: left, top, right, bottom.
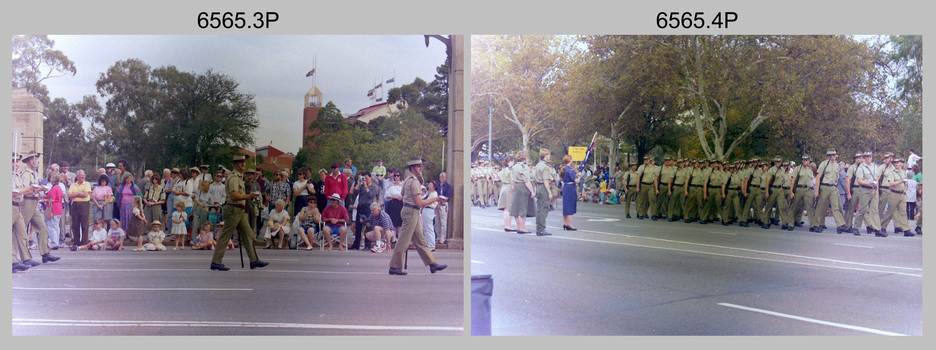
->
left=11, top=34, right=465, bottom=336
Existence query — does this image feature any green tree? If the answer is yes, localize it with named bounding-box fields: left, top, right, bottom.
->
left=889, top=35, right=922, bottom=154
left=12, top=35, right=76, bottom=104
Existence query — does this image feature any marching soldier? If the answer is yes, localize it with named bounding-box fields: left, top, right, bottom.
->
left=623, top=163, right=639, bottom=218
left=635, top=156, right=659, bottom=220
left=389, top=157, right=448, bottom=275
left=684, top=159, right=707, bottom=223
left=876, top=153, right=895, bottom=234
left=789, top=155, right=819, bottom=232
left=17, top=152, right=61, bottom=265
left=696, top=160, right=715, bottom=224
left=210, top=155, right=268, bottom=271
left=814, top=149, right=849, bottom=234
left=852, top=151, right=884, bottom=236
left=722, top=162, right=745, bottom=225
left=843, top=152, right=864, bottom=234
left=881, top=157, right=913, bottom=235
left=654, top=156, right=676, bottom=219
left=668, top=159, right=689, bottom=221
left=775, top=161, right=795, bottom=231
left=739, top=158, right=764, bottom=227
left=704, top=160, right=726, bottom=224
left=761, top=156, right=784, bottom=229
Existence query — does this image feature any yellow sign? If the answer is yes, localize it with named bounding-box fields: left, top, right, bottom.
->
left=569, top=147, right=588, bottom=162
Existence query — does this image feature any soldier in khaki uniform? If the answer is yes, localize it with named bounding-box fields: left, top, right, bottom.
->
left=774, top=161, right=795, bottom=230
left=761, top=157, right=784, bottom=229
left=533, top=149, right=555, bottom=236
left=875, top=153, right=895, bottom=234
left=881, top=157, right=913, bottom=235
left=843, top=153, right=863, bottom=234
left=210, top=155, right=268, bottom=271
left=704, top=161, right=726, bottom=224
left=852, top=151, right=884, bottom=236
left=17, top=152, right=61, bottom=265
left=722, top=162, right=744, bottom=225
left=13, top=154, right=37, bottom=272
left=655, top=156, right=676, bottom=220
left=389, top=157, right=447, bottom=275
left=623, top=163, right=639, bottom=218
left=789, top=155, right=818, bottom=232
left=668, top=159, right=689, bottom=221
left=684, top=160, right=706, bottom=223
left=814, top=149, right=849, bottom=234
left=635, top=156, right=659, bottom=220
left=739, top=158, right=763, bottom=227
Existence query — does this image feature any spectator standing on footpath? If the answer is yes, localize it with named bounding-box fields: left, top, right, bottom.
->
left=350, top=172, right=379, bottom=251
left=324, top=163, right=349, bottom=204
left=341, top=158, right=357, bottom=212
left=264, top=170, right=291, bottom=215
left=436, top=171, right=452, bottom=244
left=68, top=170, right=92, bottom=250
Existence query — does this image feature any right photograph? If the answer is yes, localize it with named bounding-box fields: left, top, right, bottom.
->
left=468, top=35, right=923, bottom=336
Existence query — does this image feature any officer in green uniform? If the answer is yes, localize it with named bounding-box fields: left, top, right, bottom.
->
left=389, top=157, right=447, bottom=275
left=843, top=153, right=863, bottom=233
left=814, top=149, right=849, bottom=234
left=210, top=155, right=268, bottom=271
left=17, top=152, right=61, bottom=265
left=668, top=158, right=689, bottom=221
left=761, top=157, right=784, bottom=229
left=789, top=155, right=818, bottom=232
left=533, top=149, right=554, bottom=236
left=852, top=151, right=883, bottom=236
left=623, top=163, right=638, bottom=218
left=739, top=158, right=763, bottom=227
left=654, top=156, right=675, bottom=220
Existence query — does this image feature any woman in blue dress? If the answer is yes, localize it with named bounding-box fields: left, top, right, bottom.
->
left=561, top=154, right=579, bottom=231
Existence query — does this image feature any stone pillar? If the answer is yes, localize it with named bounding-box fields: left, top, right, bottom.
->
left=446, top=35, right=465, bottom=250
left=12, top=88, right=44, bottom=174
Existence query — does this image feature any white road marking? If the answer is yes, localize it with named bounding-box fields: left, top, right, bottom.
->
left=14, top=287, right=252, bottom=291
left=587, top=218, right=620, bottom=222
left=717, top=303, right=905, bottom=336
left=708, top=231, right=738, bottom=236
left=471, top=260, right=484, bottom=264
left=19, top=268, right=460, bottom=276
left=555, top=229, right=921, bottom=273
left=549, top=236, right=922, bottom=278
left=614, top=224, right=638, bottom=228
left=834, top=243, right=874, bottom=249
left=11, top=318, right=463, bottom=332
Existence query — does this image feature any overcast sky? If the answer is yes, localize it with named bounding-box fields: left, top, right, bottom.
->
left=43, top=35, right=449, bottom=154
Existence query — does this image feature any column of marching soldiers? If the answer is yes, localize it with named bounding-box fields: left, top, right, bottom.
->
left=470, top=149, right=921, bottom=237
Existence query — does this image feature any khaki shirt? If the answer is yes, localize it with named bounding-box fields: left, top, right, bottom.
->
left=498, top=167, right=513, bottom=184
left=765, top=166, right=783, bottom=188
left=659, top=165, right=676, bottom=186
left=791, top=165, right=815, bottom=189
left=225, top=170, right=247, bottom=206
left=856, top=163, right=874, bottom=187
left=816, top=160, right=839, bottom=186
left=637, top=164, right=660, bottom=185
left=727, top=171, right=745, bottom=190
left=673, top=167, right=689, bottom=186
left=533, top=160, right=550, bottom=184
left=749, top=168, right=765, bottom=188
left=19, top=166, right=41, bottom=198
left=887, top=167, right=906, bottom=193
left=709, top=169, right=726, bottom=187
left=402, top=175, right=422, bottom=207
left=874, top=164, right=892, bottom=189
left=511, top=162, right=531, bottom=184
left=13, top=170, right=26, bottom=203
left=625, top=170, right=638, bottom=187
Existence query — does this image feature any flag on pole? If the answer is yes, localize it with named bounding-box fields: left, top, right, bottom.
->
left=376, top=97, right=383, bottom=102
left=579, top=132, right=598, bottom=172
left=305, top=68, right=316, bottom=77
left=386, top=77, right=394, bottom=84
left=375, top=82, right=383, bottom=89
left=367, top=89, right=374, bottom=97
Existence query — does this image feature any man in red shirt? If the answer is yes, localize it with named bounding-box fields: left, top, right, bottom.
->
left=324, top=162, right=348, bottom=204
left=322, top=193, right=349, bottom=251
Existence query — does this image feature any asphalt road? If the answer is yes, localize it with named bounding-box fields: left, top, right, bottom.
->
left=470, top=201, right=922, bottom=336
left=12, top=246, right=464, bottom=336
